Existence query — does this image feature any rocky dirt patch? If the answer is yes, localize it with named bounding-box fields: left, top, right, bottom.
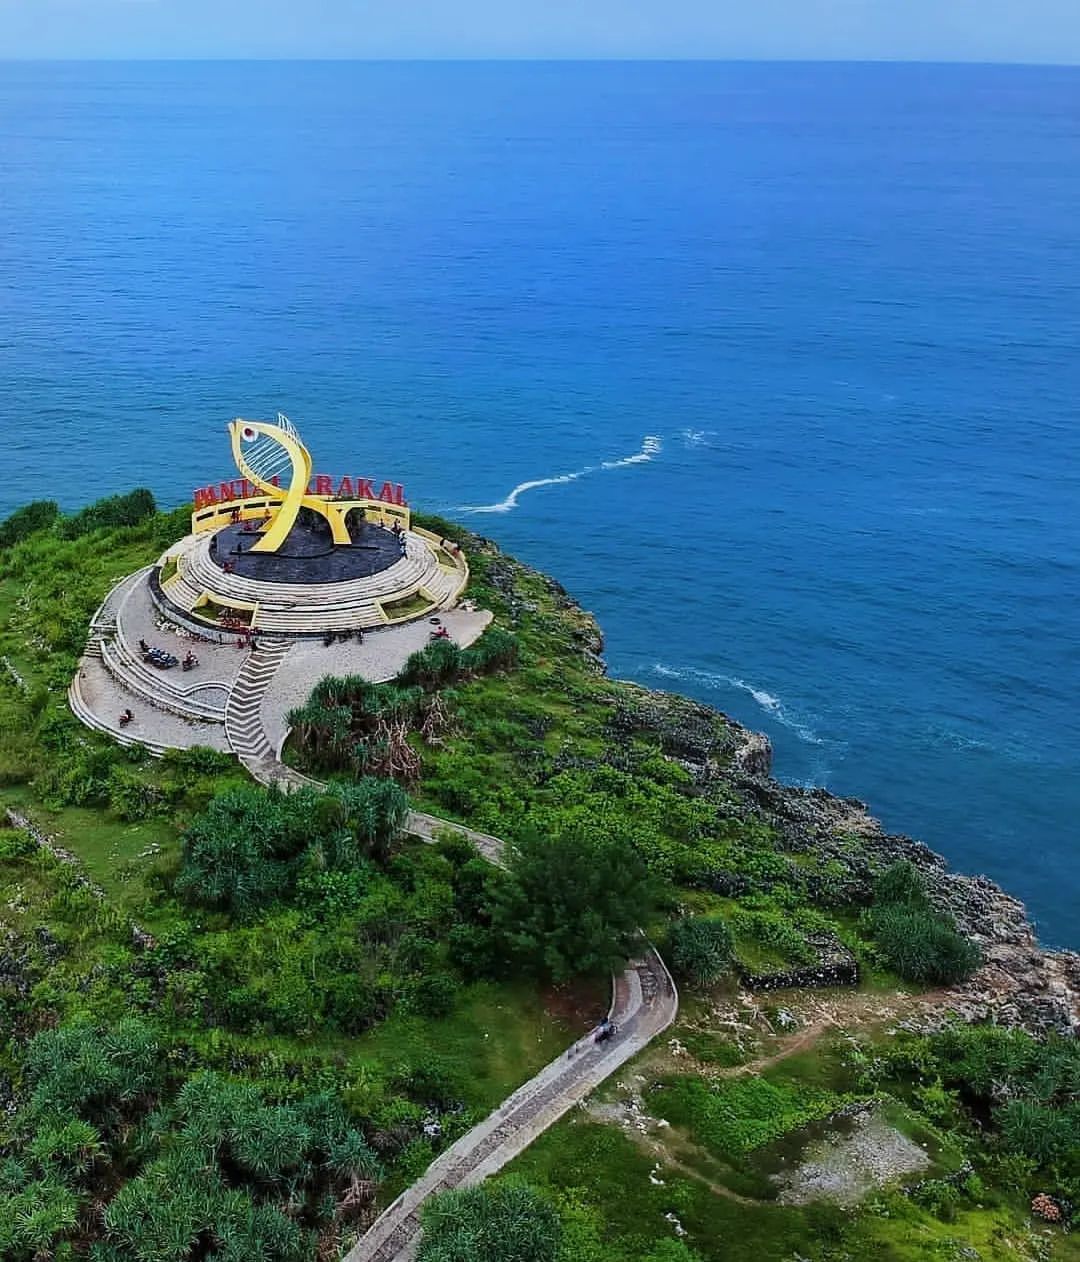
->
left=772, top=1107, right=931, bottom=1206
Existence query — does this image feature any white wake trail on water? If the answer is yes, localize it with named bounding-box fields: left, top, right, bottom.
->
left=461, top=435, right=661, bottom=513
left=651, top=663, right=824, bottom=746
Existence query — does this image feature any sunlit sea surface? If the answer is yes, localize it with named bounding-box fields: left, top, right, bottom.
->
left=2, top=61, right=1078, bottom=943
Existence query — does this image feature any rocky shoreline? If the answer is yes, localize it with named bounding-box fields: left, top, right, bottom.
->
left=477, top=534, right=1080, bottom=1038
left=633, top=677, right=1080, bottom=1038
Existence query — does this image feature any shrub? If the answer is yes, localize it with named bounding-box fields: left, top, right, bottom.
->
left=58, top=489, right=157, bottom=540
left=873, top=860, right=926, bottom=907
left=911, top=1177, right=962, bottom=1221
left=107, top=766, right=173, bottom=821
left=997, top=1099, right=1076, bottom=1165
left=461, top=627, right=520, bottom=675
left=0, top=827, right=38, bottom=859
left=0, top=500, right=59, bottom=549
left=641, top=1243, right=706, bottom=1262
left=418, top=1181, right=561, bottom=1262
left=868, top=903, right=980, bottom=985
left=401, top=973, right=459, bottom=1018
left=176, top=785, right=305, bottom=915
left=401, top=639, right=465, bottom=689
left=494, top=823, right=658, bottom=983
left=176, top=780, right=407, bottom=916
left=668, top=915, right=734, bottom=985
left=867, top=859, right=980, bottom=986
left=23, top=1018, right=163, bottom=1126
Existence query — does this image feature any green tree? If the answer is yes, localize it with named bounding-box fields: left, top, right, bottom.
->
left=418, top=1181, right=561, bottom=1262
left=668, top=915, right=733, bottom=985
left=493, top=823, right=657, bottom=982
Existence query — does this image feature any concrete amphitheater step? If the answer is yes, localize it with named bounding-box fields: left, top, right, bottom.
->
left=99, top=638, right=227, bottom=723
left=117, top=637, right=230, bottom=712
left=419, top=566, right=465, bottom=608
left=185, top=535, right=437, bottom=600
left=166, top=535, right=453, bottom=634
left=68, top=674, right=170, bottom=758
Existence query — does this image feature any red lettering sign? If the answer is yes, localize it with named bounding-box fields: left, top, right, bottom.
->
left=193, top=475, right=406, bottom=506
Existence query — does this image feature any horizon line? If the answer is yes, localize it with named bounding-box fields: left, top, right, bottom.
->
left=2, top=55, right=1080, bottom=68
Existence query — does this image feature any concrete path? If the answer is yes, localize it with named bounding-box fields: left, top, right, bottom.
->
left=344, top=947, right=678, bottom=1262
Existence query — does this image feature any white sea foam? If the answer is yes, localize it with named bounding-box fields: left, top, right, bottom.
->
left=650, top=663, right=823, bottom=746
left=462, top=435, right=661, bottom=513
left=680, top=428, right=714, bottom=448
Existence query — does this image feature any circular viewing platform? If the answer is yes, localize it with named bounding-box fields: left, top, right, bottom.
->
left=155, top=521, right=469, bottom=638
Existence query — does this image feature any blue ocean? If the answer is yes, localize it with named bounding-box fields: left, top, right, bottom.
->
left=1, top=61, right=1078, bottom=944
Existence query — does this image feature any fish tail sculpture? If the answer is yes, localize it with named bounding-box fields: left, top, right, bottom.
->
left=229, top=414, right=354, bottom=553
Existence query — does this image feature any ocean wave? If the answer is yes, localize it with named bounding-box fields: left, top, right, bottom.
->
left=680, top=428, right=714, bottom=448
left=461, top=435, right=661, bottom=513
left=650, top=663, right=824, bottom=746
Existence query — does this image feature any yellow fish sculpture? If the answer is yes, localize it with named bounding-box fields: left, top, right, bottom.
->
left=229, top=414, right=353, bottom=553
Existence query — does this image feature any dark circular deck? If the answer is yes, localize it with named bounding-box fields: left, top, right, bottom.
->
left=209, top=519, right=404, bottom=584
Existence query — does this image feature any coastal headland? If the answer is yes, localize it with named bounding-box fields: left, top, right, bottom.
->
left=0, top=476, right=1077, bottom=1262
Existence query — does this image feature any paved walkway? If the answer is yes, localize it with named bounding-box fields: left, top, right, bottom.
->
left=240, top=758, right=678, bottom=1262
left=344, top=947, right=678, bottom=1262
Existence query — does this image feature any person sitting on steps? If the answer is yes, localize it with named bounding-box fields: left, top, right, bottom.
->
left=119, top=709, right=134, bottom=727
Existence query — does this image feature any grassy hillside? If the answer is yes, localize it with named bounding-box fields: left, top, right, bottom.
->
left=0, top=495, right=1075, bottom=1262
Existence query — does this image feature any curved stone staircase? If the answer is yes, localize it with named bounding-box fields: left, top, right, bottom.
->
left=224, top=638, right=294, bottom=770
left=100, top=621, right=229, bottom=723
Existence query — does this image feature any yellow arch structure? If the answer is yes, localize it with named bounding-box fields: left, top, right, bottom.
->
left=229, top=417, right=354, bottom=553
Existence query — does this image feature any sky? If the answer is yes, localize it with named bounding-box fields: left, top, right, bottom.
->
left=1, top=0, right=1079, bottom=63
